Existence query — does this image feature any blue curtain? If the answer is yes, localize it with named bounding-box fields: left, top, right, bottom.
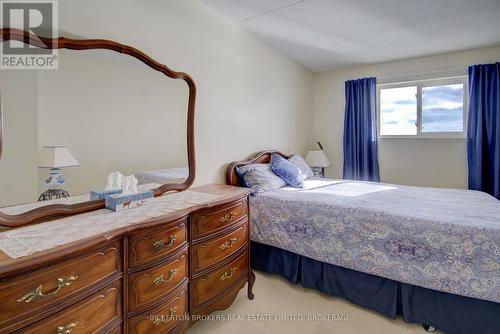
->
left=343, top=77, right=380, bottom=181
left=467, top=63, right=500, bottom=199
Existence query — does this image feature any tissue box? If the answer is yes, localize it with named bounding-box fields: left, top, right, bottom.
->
left=105, top=190, right=154, bottom=212
left=90, top=189, right=122, bottom=201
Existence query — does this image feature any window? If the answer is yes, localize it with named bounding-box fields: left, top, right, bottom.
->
left=378, top=77, right=467, bottom=138
left=380, top=86, right=417, bottom=136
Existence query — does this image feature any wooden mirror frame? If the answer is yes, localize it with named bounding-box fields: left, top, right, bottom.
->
left=0, top=28, right=196, bottom=227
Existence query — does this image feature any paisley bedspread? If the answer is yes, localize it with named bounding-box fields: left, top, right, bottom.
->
left=249, top=178, right=500, bottom=303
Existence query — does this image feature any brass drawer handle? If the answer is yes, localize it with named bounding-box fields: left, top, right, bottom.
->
left=153, top=269, right=178, bottom=285
left=220, top=238, right=238, bottom=251
left=220, top=267, right=237, bottom=281
left=219, top=212, right=236, bottom=224
left=57, top=321, right=79, bottom=334
left=152, top=306, right=178, bottom=326
left=17, top=275, right=79, bottom=303
left=153, top=235, right=177, bottom=250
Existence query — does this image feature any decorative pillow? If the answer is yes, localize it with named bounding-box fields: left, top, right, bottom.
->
left=236, top=163, right=286, bottom=195
left=288, top=154, right=314, bottom=179
left=271, top=153, right=304, bottom=188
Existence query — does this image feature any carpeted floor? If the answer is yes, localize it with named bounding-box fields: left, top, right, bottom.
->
left=189, top=271, right=435, bottom=334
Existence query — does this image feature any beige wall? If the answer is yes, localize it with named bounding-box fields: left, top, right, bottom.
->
left=57, top=0, right=314, bottom=186
left=313, top=45, right=500, bottom=188
left=0, top=71, right=38, bottom=206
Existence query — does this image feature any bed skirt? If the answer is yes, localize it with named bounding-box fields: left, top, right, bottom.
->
left=251, top=241, right=500, bottom=334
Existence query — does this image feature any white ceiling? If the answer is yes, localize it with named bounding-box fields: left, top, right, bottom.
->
left=200, top=0, right=500, bottom=72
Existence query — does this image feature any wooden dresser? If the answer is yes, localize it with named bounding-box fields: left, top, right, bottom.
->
left=0, top=185, right=254, bottom=334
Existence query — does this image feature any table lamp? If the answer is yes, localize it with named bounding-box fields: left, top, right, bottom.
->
left=38, top=146, right=80, bottom=201
left=305, top=142, right=331, bottom=178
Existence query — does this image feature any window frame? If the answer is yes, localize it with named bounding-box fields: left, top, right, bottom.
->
left=377, top=76, right=468, bottom=139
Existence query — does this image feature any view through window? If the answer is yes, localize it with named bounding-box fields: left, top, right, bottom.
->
left=378, top=78, right=466, bottom=137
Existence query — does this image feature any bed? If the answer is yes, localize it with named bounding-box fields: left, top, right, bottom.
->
left=227, top=150, right=500, bottom=334
left=135, top=166, right=188, bottom=185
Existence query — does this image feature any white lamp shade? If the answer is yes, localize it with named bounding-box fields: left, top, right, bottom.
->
left=38, top=146, right=80, bottom=168
left=305, top=150, right=331, bottom=168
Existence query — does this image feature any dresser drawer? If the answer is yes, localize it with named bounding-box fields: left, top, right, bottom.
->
left=192, top=275, right=247, bottom=316
left=191, top=200, right=247, bottom=239
left=192, top=249, right=248, bottom=306
left=129, top=219, right=187, bottom=268
left=0, top=242, right=121, bottom=331
left=129, top=248, right=188, bottom=312
left=192, top=222, right=248, bottom=273
left=129, top=285, right=188, bottom=334
left=17, top=280, right=122, bottom=334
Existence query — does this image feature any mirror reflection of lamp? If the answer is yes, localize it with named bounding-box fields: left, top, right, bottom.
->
left=305, top=141, right=331, bottom=178
left=38, top=146, right=80, bottom=201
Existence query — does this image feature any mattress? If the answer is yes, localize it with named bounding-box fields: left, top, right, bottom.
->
left=135, top=167, right=188, bottom=185
left=249, top=178, right=500, bottom=303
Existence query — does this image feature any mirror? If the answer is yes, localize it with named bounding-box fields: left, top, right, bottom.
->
left=0, top=29, right=196, bottom=226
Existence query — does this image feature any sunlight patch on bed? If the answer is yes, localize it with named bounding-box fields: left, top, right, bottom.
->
left=282, top=179, right=397, bottom=196
left=301, top=179, right=344, bottom=189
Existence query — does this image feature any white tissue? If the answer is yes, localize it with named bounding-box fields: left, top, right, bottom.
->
left=105, top=171, right=124, bottom=190
left=122, top=175, right=139, bottom=194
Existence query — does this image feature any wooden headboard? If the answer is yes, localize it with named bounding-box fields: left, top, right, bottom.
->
left=226, top=150, right=291, bottom=187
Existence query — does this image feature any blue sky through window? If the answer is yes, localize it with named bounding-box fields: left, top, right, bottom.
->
left=380, top=83, right=464, bottom=136
left=422, top=84, right=464, bottom=132
left=380, top=86, right=417, bottom=135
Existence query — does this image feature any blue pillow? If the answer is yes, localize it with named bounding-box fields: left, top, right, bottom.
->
left=271, top=153, right=304, bottom=188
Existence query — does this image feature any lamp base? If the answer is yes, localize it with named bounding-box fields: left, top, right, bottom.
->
left=44, top=168, right=66, bottom=189
left=38, top=189, right=70, bottom=202
left=311, top=167, right=325, bottom=178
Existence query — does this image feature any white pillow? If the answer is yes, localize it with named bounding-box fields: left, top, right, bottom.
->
left=288, top=154, right=314, bottom=179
